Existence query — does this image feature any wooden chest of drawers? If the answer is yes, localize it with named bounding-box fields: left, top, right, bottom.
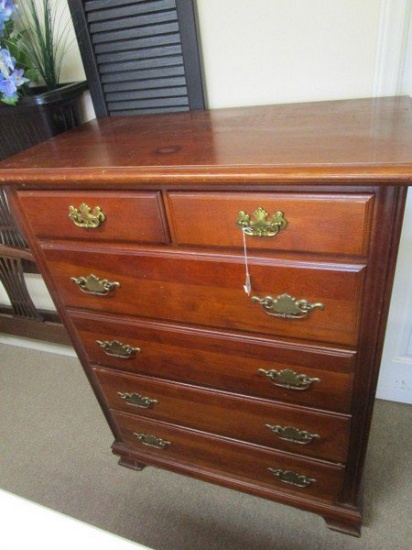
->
left=2, top=97, right=411, bottom=537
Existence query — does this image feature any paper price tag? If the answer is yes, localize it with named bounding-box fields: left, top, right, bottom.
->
left=242, top=229, right=252, bottom=296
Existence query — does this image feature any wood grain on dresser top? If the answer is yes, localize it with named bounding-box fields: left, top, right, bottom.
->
left=0, top=96, right=411, bottom=185
left=1, top=96, right=411, bottom=538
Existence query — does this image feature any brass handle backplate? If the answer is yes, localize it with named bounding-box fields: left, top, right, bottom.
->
left=265, top=424, right=320, bottom=445
left=133, top=433, right=171, bottom=449
left=68, top=203, right=106, bottom=229
left=97, top=340, right=140, bottom=359
left=118, top=392, right=158, bottom=409
left=237, top=207, right=287, bottom=237
left=251, top=292, right=325, bottom=319
left=258, top=368, right=320, bottom=391
left=268, top=468, right=316, bottom=488
left=71, top=274, right=120, bottom=296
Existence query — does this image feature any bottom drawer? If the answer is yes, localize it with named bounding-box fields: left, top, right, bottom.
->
left=112, top=411, right=345, bottom=503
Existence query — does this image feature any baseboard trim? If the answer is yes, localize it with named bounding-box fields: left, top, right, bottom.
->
left=0, top=334, right=76, bottom=357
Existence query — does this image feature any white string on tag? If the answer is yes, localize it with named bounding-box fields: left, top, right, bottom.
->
left=242, top=228, right=252, bottom=296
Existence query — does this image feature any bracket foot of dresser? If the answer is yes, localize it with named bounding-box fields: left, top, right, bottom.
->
left=323, top=514, right=362, bottom=537
left=118, top=457, right=146, bottom=472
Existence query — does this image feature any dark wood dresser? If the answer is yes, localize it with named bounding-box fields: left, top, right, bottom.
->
left=1, top=97, right=411, bottom=537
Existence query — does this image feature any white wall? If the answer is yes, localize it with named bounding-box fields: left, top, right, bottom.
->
left=377, top=192, right=412, bottom=403
left=377, top=1, right=412, bottom=403
left=196, top=0, right=382, bottom=108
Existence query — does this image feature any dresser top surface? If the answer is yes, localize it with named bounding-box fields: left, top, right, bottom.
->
left=1, top=96, right=412, bottom=186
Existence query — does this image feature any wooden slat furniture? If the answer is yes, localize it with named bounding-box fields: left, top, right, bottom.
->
left=0, top=190, right=71, bottom=344
left=0, top=82, right=88, bottom=345
left=1, top=97, right=411, bottom=536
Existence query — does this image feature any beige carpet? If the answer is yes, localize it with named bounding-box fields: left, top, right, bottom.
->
left=1, top=342, right=411, bottom=549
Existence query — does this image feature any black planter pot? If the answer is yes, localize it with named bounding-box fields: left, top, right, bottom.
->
left=0, top=80, right=88, bottom=161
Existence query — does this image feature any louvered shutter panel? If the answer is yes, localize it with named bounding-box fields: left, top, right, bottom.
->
left=68, top=0, right=205, bottom=117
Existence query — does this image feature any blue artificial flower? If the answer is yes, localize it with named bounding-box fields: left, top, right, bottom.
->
left=0, top=72, right=18, bottom=100
left=0, top=47, right=29, bottom=104
left=0, top=0, right=15, bottom=36
left=0, top=1, right=30, bottom=104
left=10, top=67, right=29, bottom=88
left=0, top=46, right=15, bottom=75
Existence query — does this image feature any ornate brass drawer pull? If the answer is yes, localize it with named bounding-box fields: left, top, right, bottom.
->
left=96, top=340, right=140, bottom=359
left=118, top=392, right=158, bottom=409
left=68, top=203, right=106, bottom=229
left=265, top=424, right=320, bottom=445
left=237, top=207, right=287, bottom=237
left=268, top=468, right=316, bottom=488
left=133, top=433, right=171, bottom=449
left=251, top=292, right=325, bottom=319
left=71, top=274, right=120, bottom=296
left=258, top=368, right=320, bottom=391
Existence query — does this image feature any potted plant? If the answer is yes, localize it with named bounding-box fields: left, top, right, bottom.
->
left=0, top=0, right=87, bottom=160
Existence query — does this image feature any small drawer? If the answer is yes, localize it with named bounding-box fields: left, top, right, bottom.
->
left=96, top=368, right=350, bottom=462
left=16, top=190, right=169, bottom=244
left=167, top=192, right=374, bottom=256
left=70, top=313, right=355, bottom=414
left=112, top=411, right=345, bottom=503
left=44, top=246, right=365, bottom=346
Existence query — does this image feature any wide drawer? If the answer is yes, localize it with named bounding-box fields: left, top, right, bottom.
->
left=96, top=368, right=350, bottom=462
left=112, top=411, right=345, bottom=503
left=71, top=313, right=355, bottom=413
left=16, top=190, right=169, bottom=244
left=44, top=246, right=365, bottom=346
left=167, top=192, right=374, bottom=256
